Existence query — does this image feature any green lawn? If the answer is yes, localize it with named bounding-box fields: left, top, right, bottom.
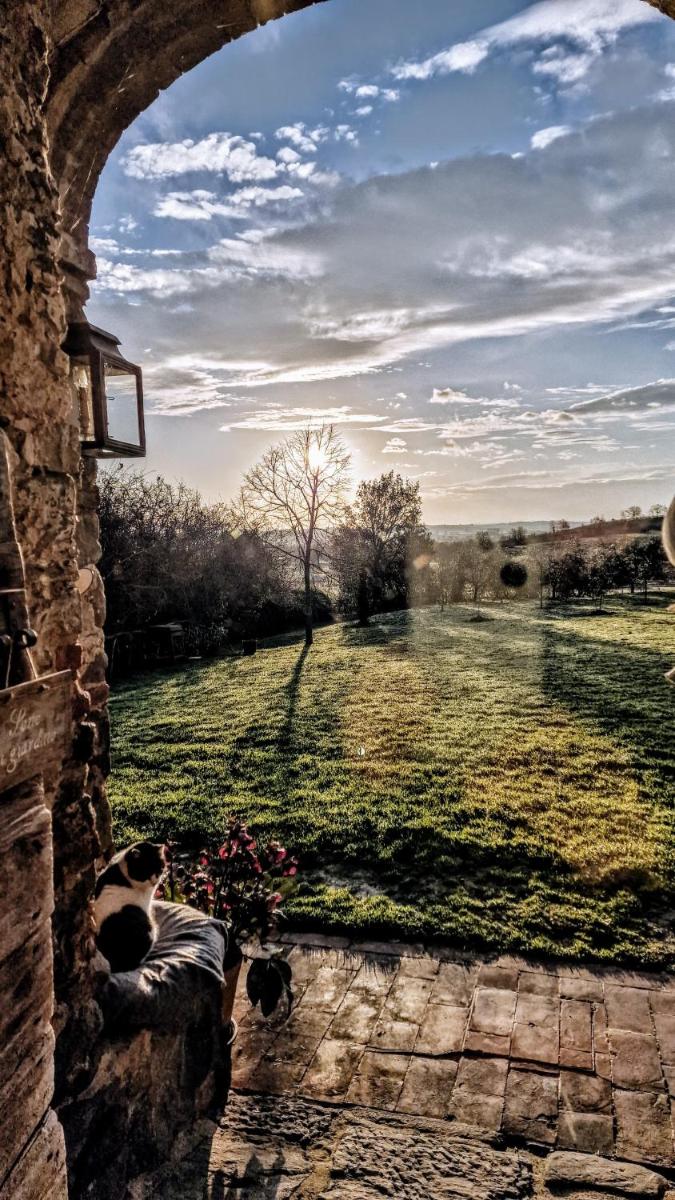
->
left=109, top=597, right=675, bottom=966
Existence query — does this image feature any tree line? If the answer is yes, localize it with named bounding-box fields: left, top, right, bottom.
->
left=98, top=424, right=670, bottom=658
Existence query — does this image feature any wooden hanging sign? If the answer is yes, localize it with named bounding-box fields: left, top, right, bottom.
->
left=0, top=670, right=72, bottom=793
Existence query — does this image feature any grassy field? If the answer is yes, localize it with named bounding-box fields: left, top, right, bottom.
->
left=109, top=597, right=675, bottom=966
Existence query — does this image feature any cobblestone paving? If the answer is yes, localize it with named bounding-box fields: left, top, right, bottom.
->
left=229, top=934, right=675, bottom=1170
left=149, top=1093, right=536, bottom=1199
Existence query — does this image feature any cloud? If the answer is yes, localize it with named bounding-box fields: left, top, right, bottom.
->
left=393, top=41, right=488, bottom=82
left=90, top=236, right=123, bottom=254
left=122, top=133, right=281, bottom=182
left=430, top=463, right=675, bottom=496
left=391, top=0, right=660, bottom=86
left=545, top=384, right=616, bottom=397
left=656, top=62, right=675, bottom=102
left=531, top=125, right=572, bottom=150
left=220, top=405, right=385, bottom=432
left=154, top=185, right=306, bottom=221
left=334, top=124, right=359, bottom=144
left=570, top=379, right=675, bottom=414
left=275, top=123, right=328, bottom=154
left=430, top=387, right=483, bottom=405
left=95, top=103, right=675, bottom=394
left=338, top=81, right=400, bottom=102
left=277, top=146, right=301, bottom=165
left=94, top=232, right=322, bottom=298
left=382, top=437, right=407, bottom=453
left=373, top=417, right=444, bottom=434
left=153, top=191, right=245, bottom=221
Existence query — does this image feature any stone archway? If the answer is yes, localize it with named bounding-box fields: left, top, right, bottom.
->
left=1, top=1, right=674, bottom=1196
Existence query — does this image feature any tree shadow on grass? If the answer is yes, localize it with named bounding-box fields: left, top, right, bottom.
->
left=339, top=607, right=412, bottom=650
left=277, top=644, right=309, bottom=754
left=540, top=621, right=675, bottom=774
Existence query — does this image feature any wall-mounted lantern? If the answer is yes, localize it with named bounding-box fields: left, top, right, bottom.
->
left=63, top=322, right=146, bottom=458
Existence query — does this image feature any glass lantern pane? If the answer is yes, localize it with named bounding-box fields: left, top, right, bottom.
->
left=71, top=358, right=95, bottom=441
left=103, top=360, right=141, bottom=446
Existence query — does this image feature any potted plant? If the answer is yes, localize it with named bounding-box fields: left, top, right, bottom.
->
left=159, top=817, right=298, bottom=1028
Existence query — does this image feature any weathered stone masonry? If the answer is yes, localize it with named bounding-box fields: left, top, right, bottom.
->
left=1, top=1, right=674, bottom=1198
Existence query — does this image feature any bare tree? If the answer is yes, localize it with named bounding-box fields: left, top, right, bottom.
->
left=238, top=425, right=351, bottom=646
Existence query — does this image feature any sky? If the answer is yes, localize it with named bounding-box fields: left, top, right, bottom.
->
left=89, top=0, right=675, bottom=525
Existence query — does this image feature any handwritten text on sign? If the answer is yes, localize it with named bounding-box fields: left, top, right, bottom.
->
left=0, top=672, right=71, bottom=792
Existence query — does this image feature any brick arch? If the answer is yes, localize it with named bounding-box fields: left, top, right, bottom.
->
left=47, top=0, right=324, bottom=241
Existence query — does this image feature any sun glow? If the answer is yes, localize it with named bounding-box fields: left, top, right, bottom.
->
left=307, top=442, right=329, bottom=474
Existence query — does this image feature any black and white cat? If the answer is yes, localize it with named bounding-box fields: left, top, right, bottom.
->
left=94, top=841, right=166, bottom=973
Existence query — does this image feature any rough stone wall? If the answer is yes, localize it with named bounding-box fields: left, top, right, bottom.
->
left=0, top=4, right=73, bottom=1196
left=59, top=981, right=228, bottom=1200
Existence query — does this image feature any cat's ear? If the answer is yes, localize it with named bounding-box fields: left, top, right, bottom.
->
left=128, top=847, right=141, bottom=861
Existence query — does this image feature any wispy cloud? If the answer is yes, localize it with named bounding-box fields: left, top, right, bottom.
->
left=97, top=103, right=675, bottom=391
left=220, top=405, right=385, bottom=432
left=95, top=233, right=323, bottom=297
left=391, top=0, right=660, bottom=86
left=154, top=185, right=304, bottom=221
left=570, top=379, right=675, bottom=414
left=531, top=125, right=572, bottom=150
left=337, top=80, right=401, bottom=109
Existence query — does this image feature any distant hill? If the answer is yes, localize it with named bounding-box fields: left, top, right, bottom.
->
left=428, top=516, right=662, bottom=544
left=428, top=520, right=574, bottom=542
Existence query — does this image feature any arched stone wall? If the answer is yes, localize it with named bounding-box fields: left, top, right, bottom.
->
left=1, top=1, right=673, bottom=1196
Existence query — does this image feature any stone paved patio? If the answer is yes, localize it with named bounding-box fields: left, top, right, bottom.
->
left=229, top=934, right=675, bottom=1169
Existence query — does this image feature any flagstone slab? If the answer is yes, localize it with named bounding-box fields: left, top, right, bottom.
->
left=503, top=1067, right=558, bottom=1145
left=544, top=1151, right=668, bottom=1197
left=397, top=1056, right=458, bottom=1117
left=606, top=985, right=653, bottom=1034
left=557, top=1110, right=614, bottom=1155
left=415, top=1002, right=468, bottom=1055
left=471, top=987, right=518, bottom=1036
left=227, top=936, right=675, bottom=1174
